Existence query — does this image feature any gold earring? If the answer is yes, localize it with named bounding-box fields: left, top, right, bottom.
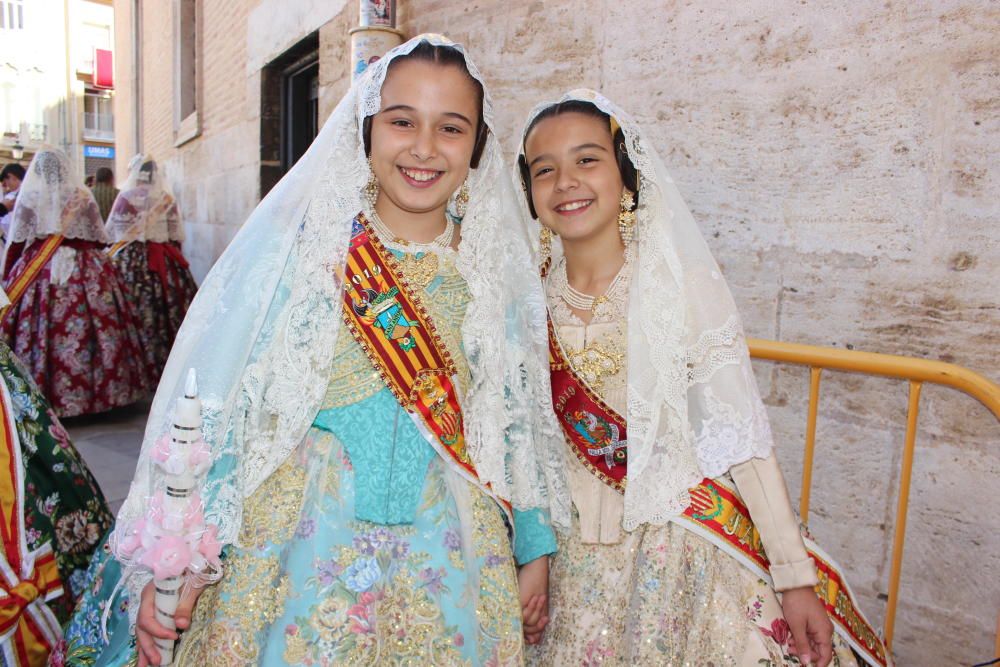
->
left=449, top=180, right=470, bottom=219
left=539, top=226, right=553, bottom=271
left=618, top=190, right=636, bottom=246
left=364, top=156, right=379, bottom=208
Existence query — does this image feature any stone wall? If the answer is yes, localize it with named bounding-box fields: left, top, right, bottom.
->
left=403, top=5, right=999, bottom=663
left=115, top=1, right=999, bottom=663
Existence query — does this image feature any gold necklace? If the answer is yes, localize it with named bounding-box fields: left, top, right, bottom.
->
left=396, top=251, right=440, bottom=291
left=558, top=246, right=634, bottom=312
left=367, top=206, right=454, bottom=250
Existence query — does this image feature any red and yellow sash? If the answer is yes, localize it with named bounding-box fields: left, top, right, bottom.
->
left=548, top=319, right=627, bottom=492
left=0, top=368, right=64, bottom=666
left=548, top=321, right=891, bottom=667
left=340, top=214, right=509, bottom=514
left=0, top=236, right=63, bottom=326
left=105, top=239, right=128, bottom=258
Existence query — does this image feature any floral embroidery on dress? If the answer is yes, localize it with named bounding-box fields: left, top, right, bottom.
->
left=2, top=239, right=151, bottom=417
left=0, top=341, right=113, bottom=640
left=110, top=240, right=198, bottom=380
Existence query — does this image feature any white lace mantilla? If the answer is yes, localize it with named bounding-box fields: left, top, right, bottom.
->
left=3, top=146, right=110, bottom=272
left=517, top=90, right=773, bottom=530
left=105, top=154, right=186, bottom=243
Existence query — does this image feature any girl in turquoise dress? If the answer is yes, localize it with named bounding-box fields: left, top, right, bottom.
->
left=58, top=35, right=568, bottom=667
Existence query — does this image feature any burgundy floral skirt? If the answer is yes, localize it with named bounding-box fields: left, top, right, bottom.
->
left=111, top=241, right=198, bottom=380
left=2, top=238, right=152, bottom=417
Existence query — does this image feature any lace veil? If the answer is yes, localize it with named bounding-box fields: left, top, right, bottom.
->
left=4, top=146, right=109, bottom=257
left=105, top=154, right=184, bottom=243
left=110, top=34, right=570, bottom=611
left=516, top=90, right=773, bottom=531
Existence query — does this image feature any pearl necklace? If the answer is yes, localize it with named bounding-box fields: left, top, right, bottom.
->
left=367, top=207, right=455, bottom=250
left=559, top=247, right=634, bottom=312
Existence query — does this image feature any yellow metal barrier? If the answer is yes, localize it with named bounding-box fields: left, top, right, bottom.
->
left=748, top=338, right=1000, bottom=657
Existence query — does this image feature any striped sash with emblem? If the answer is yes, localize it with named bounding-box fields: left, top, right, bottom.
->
left=340, top=213, right=510, bottom=516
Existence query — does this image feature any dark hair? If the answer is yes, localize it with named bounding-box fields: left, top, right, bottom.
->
left=518, top=99, right=639, bottom=219
left=95, top=167, right=114, bottom=184
left=362, top=41, right=489, bottom=169
left=0, top=163, right=26, bottom=182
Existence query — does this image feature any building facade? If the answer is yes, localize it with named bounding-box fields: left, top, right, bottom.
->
left=0, top=0, right=116, bottom=179
left=112, top=2, right=999, bottom=665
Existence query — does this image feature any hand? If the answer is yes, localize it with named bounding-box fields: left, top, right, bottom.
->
left=136, top=580, right=205, bottom=666
left=517, top=555, right=550, bottom=645
left=780, top=586, right=834, bottom=667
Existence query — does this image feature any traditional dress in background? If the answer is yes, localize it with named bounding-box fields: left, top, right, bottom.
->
left=0, top=148, right=150, bottom=418
left=0, top=288, right=113, bottom=666
left=106, top=156, right=198, bottom=380
left=519, top=91, right=888, bottom=666
left=59, top=36, right=568, bottom=667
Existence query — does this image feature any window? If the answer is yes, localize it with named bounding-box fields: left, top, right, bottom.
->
left=78, top=22, right=112, bottom=73
left=0, top=1, right=24, bottom=30
left=1, top=76, right=46, bottom=142
left=84, top=91, right=114, bottom=140
left=0, top=82, right=15, bottom=134
left=283, top=58, right=319, bottom=172
left=259, top=33, right=319, bottom=197
left=173, top=0, right=200, bottom=144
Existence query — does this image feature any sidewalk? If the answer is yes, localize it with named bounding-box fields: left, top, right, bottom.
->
left=62, top=401, right=150, bottom=516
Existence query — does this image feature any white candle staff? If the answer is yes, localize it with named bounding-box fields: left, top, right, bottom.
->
left=117, top=369, right=221, bottom=665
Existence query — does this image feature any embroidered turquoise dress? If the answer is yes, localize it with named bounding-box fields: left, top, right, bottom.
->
left=60, top=241, right=556, bottom=666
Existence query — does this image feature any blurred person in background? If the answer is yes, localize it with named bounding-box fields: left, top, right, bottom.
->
left=0, top=147, right=152, bottom=417
left=105, top=156, right=197, bottom=380
left=91, top=166, right=118, bottom=222
left=1, top=163, right=26, bottom=241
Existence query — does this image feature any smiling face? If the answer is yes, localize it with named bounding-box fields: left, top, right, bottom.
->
left=523, top=112, right=626, bottom=248
left=368, top=58, right=480, bottom=224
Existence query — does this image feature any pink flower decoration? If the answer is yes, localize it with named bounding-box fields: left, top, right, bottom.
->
left=189, top=439, right=211, bottom=473
left=140, top=535, right=191, bottom=579
left=117, top=519, right=146, bottom=558
left=183, top=494, right=205, bottom=530
left=151, top=435, right=172, bottom=463
left=198, top=524, right=223, bottom=568
left=147, top=491, right=165, bottom=526
left=161, top=509, right=185, bottom=533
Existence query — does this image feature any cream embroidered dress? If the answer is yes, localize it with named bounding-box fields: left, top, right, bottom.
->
left=528, top=255, right=860, bottom=666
